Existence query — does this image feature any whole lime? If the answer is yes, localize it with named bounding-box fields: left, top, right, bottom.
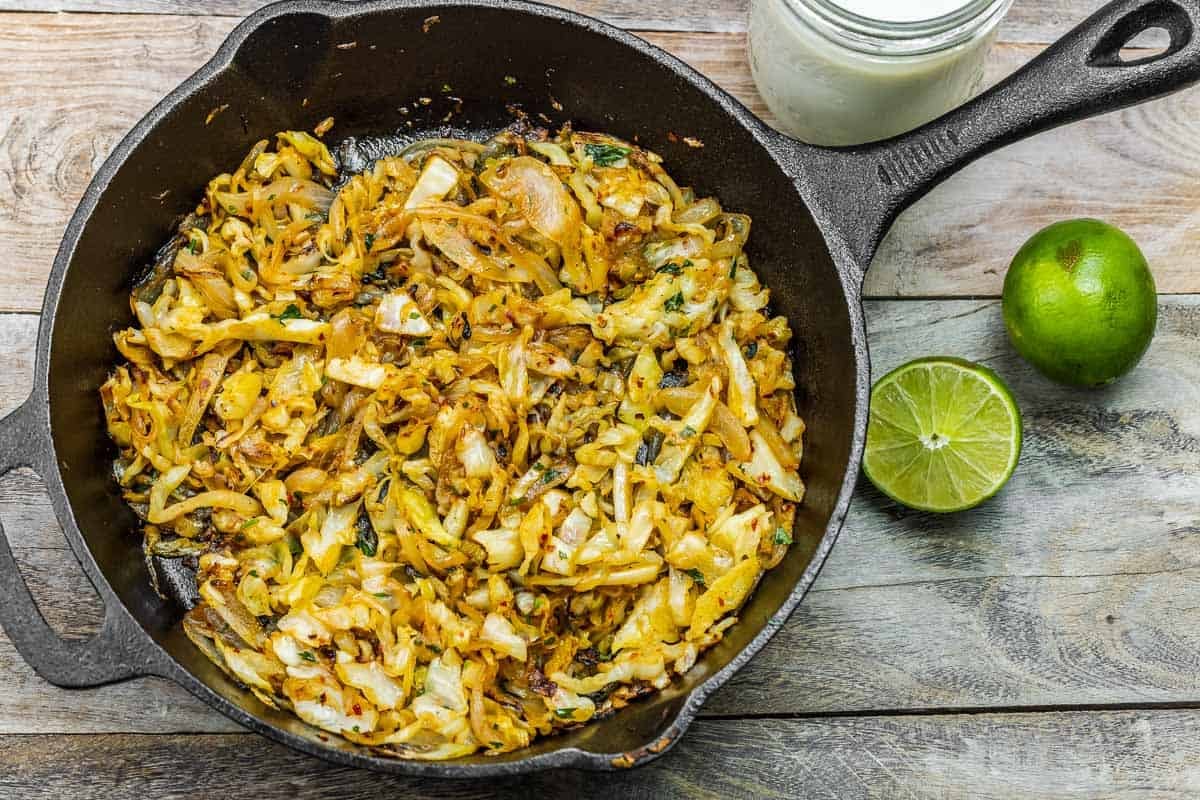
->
left=1002, top=219, right=1157, bottom=388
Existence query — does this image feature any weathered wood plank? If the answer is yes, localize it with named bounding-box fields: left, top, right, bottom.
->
left=0, top=1, right=1145, bottom=45
left=869, top=45, right=1200, bottom=299
left=709, top=296, right=1200, bottom=713
left=0, top=0, right=749, bottom=31
left=0, top=13, right=1195, bottom=310
left=3, top=295, right=1200, bottom=730
left=3, top=710, right=1200, bottom=798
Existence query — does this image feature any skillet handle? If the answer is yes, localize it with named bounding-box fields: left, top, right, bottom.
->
left=0, top=396, right=153, bottom=687
left=798, top=0, right=1200, bottom=269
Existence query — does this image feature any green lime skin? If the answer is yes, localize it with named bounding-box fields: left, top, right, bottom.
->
left=1002, top=219, right=1157, bottom=388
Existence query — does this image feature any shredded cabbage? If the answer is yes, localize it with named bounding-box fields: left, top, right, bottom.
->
left=101, top=123, right=805, bottom=760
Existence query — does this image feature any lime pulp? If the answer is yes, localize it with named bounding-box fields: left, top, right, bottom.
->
left=863, top=357, right=1022, bottom=513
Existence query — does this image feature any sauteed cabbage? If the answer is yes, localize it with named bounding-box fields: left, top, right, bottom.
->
left=101, top=122, right=804, bottom=759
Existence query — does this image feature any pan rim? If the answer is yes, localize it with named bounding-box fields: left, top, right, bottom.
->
left=34, top=0, right=870, bottom=776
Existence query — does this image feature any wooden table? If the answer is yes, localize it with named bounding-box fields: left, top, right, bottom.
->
left=2, top=1, right=1199, bottom=796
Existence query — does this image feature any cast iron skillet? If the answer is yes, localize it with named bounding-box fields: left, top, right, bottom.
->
left=0, top=0, right=1197, bottom=776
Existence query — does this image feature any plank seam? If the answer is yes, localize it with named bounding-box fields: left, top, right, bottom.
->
left=698, top=699, right=1200, bottom=721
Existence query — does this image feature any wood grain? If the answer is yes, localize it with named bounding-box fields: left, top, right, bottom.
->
left=3, top=710, right=1200, bottom=799
left=0, top=0, right=749, bottom=31
left=1, top=1, right=1197, bottom=793
left=0, top=12, right=1196, bottom=312
left=3, top=296, right=1200, bottom=731
left=0, top=0, right=1146, bottom=44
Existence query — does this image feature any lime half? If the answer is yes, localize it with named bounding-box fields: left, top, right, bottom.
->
left=863, top=357, right=1022, bottom=513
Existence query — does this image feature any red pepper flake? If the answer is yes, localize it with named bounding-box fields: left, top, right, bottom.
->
left=352, top=703, right=363, bottom=716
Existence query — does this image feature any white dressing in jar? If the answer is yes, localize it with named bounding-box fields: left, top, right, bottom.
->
left=748, top=0, right=1013, bottom=146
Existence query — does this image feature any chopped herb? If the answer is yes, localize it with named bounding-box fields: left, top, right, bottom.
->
left=241, top=269, right=253, bottom=280
left=299, top=651, right=317, bottom=662
left=681, top=425, right=697, bottom=438
left=352, top=725, right=360, bottom=733
left=287, top=536, right=303, bottom=556
left=267, top=193, right=276, bottom=201
left=510, top=496, right=525, bottom=506
left=685, top=568, right=706, bottom=587
left=241, top=517, right=259, bottom=529
left=774, top=527, right=793, bottom=545
left=488, top=303, right=498, bottom=313
left=274, top=303, right=303, bottom=322
left=503, top=75, right=517, bottom=86
left=355, top=519, right=378, bottom=557
left=659, top=369, right=689, bottom=389
left=584, top=143, right=630, bottom=167
left=461, top=315, right=472, bottom=340
left=226, top=204, right=238, bottom=214
left=730, top=259, right=739, bottom=279
left=363, top=232, right=375, bottom=251
left=410, top=337, right=428, bottom=348
left=655, top=264, right=682, bottom=276
left=441, top=83, right=453, bottom=93
left=532, top=596, right=546, bottom=612
left=362, top=264, right=388, bottom=284
left=409, top=311, right=421, bottom=319
left=663, top=292, right=684, bottom=312
left=681, top=259, right=693, bottom=267
left=745, top=341, right=758, bottom=358
left=373, top=592, right=391, bottom=599
left=558, top=549, right=569, bottom=559
left=426, top=643, right=443, bottom=654
left=636, top=428, right=665, bottom=466
left=248, top=569, right=258, bottom=578
left=541, top=469, right=561, bottom=485
left=555, top=707, right=577, bottom=719
left=185, top=238, right=199, bottom=255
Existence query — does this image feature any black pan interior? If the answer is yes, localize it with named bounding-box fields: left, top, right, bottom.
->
left=46, top=3, right=859, bottom=764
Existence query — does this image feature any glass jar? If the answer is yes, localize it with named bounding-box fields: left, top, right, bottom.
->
left=748, top=0, right=1013, bottom=146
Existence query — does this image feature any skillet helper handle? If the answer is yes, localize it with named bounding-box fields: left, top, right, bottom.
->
left=0, top=396, right=146, bottom=687
left=804, top=0, right=1200, bottom=268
